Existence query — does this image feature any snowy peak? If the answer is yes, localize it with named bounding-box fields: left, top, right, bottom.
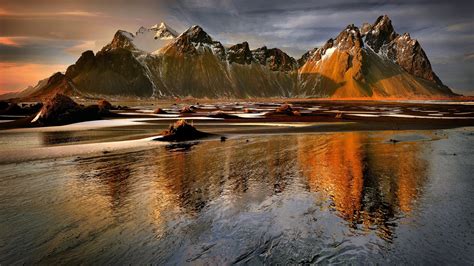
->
left=103, top=22, right=177, bottom=53
left=151, top=22, right=178, bottom=40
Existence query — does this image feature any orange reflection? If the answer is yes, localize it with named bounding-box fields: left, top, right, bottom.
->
left=297, top=133, right=365, bottom=222
left=297, top=131, right=428, bottom=237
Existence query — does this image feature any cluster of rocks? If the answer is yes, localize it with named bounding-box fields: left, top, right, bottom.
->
left=0, top=101, right=43, bottom=115
left=31, top=94, right=114, bottom=126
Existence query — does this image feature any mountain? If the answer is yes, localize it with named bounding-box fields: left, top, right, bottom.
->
left=5, top=16, right=455, bottom=100
left=298, top=17, right=452, bottom=98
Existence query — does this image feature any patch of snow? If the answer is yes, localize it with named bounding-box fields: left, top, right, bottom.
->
left=322, top=47, right=336, bottom=61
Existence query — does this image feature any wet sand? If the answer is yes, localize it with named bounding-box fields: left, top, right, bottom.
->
left=1, top=127, right=473, bottom=264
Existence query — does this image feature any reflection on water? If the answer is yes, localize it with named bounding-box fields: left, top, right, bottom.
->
left=297, top=133, right=428, bottom=241
left=0, top=130, right=472, bottom=264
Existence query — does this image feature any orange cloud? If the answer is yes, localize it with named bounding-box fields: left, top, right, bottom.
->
left=0, top=37, right=21, bottom=47
left=0, top=9, right=103, bottom=17
left=0, top=62, right=67, bottom=94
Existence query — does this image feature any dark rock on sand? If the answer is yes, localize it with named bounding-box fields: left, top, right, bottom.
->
left=0, top=102, right=43, bottom=115
left=266, top=104, right=301, bottom=116
left=97, top=99, right=113, bottom=111
left=32, top=94, right=105, bottom=126
left=0, top=101, right=9, bottom=110
left=158, top=120, right=210, bottom=142
left=180, top=106, right=196, bottom=114
left=154, top=108, right=168, bottom=114
left=208, top=111, right=239, bottom=119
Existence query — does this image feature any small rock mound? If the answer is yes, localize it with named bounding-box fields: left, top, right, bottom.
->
left=208, top=111, right=239, bottom=119
left=154, top=108, right=168, bottom=114
left=180, top=106, right=196, bottom=114
left=159, top=120, right=210, bottom=142
left=97, top=99, right=113, bottom=111
left=266, top=104, right=301, bottom=116
left=32, top=94, right=101, bottom=126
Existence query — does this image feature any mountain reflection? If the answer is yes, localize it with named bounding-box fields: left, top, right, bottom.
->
left=297, top=132, right=428, bottom=240
left=72, top=132, right=428, bottom=241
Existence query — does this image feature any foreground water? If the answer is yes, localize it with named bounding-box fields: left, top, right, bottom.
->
left=1, top=128, right=473, bottom=264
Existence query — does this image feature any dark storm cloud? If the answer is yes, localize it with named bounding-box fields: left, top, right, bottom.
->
left=0, top=0, right=473, bottom=92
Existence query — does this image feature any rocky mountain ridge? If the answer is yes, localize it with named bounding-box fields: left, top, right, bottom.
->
left=4, top=15, right=455, bottom=100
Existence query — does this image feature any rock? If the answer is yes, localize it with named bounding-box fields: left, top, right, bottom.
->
left=32, top=93, right=102, bottom=126
left=158, top=120, right=210, bottom=142
left=208, top=111, right=239, bottom=119
left=0, top=101, right=9, bottom=110
left=266, top=104, right=302, bottom=116
left=180, top=106, right=196, bottom=114
left=4, top=103, right=22, bottom=114
left=220, top=136, right=227, bottom=142
left=0, top=102, right=43, bottom=115
left=292, top=110, right=302, bottom=116
left=97, top=99, right=112, bottom=111
left=154, top=108, right=168, bottom=114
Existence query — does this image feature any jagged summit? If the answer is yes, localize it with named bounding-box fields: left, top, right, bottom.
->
left=365, top=15, right=398, bottom=53
left=227, top=42, right=253, bottom=64
left=334, top=24, right=364, bottom=50
left=362, top=15, right=446, bottom=87
left=159, top=25, right=226, bottom=58
left=179, top=25, right=214, bottom=44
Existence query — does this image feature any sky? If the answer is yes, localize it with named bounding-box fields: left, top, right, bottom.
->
left=0, top=0, right=473, bottom=95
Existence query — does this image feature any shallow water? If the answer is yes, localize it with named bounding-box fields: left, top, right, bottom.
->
left=0, top=129, right=473, bottom=264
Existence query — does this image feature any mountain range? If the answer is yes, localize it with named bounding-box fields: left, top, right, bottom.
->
left=3, top=15, right=456, bottom=100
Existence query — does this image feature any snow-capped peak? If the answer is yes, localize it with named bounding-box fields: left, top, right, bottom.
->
left=150, top=22, right=178, bottom=40
left=117, top=22, right=177, bottom=53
